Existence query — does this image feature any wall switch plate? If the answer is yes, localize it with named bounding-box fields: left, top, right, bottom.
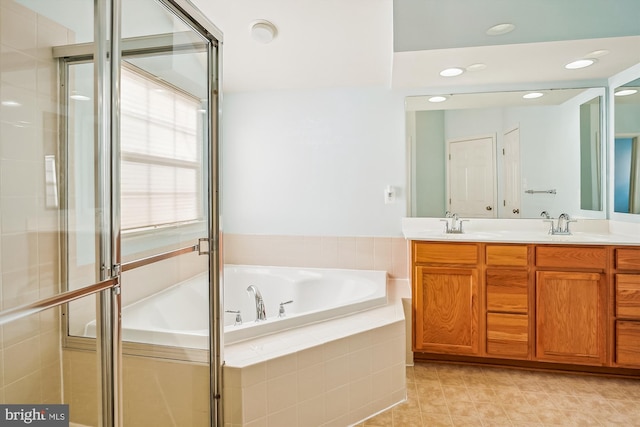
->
left=384, top=185, right=395, bottom=204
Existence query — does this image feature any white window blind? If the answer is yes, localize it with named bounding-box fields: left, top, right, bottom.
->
left=120, top=66, right=203, bottom=231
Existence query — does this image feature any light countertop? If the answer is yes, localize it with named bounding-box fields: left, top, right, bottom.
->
left=402, top=218, right=640, bottom=245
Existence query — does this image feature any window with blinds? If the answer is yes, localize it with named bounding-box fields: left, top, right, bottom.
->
left=120, top=66, right=203, bottom=231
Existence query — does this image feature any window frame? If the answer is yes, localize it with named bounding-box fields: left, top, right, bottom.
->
left=119, top=62, right=207, bottom=236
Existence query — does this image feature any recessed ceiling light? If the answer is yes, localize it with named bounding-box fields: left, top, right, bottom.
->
left=250, top=20, right=278, bottom=44
left=428, top=96, right=447, bottom=103
left=565, top=59, right=596, bottom=69
left=440, top=67, right=465, bottom=77
left=615, top=89, right=638, bottom=97
left=586, top=49, right=609, bottom=58
left=486, top=23, right=515, bottom=36
left=523, top=92, right=544, bottom=99
left=466, top=63, right=487, bottom=71
left=1, top=100, right=21, bottom=107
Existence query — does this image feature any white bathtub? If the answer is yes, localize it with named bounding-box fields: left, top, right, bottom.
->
left=84, top=265, right=387, bottom=348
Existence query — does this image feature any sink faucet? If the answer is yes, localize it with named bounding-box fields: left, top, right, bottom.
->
left=246, top=285, right=266, bottom=321
left=543, top=212, right=576, bottom=235
left=440, top=212, right=468, bottom=234
left=557, top=213, right=576, bottom=234
left=557, top=213, right=567, bottom=233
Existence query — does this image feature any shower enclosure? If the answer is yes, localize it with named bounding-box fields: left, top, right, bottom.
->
left=0, top=0, right=222, bottom=425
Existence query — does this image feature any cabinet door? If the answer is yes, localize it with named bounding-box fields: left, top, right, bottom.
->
left=536, top=271, right=606, bottom=365
left=414, top=266, right=478, bottom=354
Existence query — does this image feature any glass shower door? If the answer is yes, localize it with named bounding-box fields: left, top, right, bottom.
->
left=0, top=0, right=107, bottom=424
left=0, top=0, right=222, bottom=426
left=110, top=0, right=220, bottom=425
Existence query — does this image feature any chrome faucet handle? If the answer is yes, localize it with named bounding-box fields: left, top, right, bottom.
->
left=564, top=218, right=577, bottom=234
left=540, top=211, right=550, bottom=219
left=445, top=211, right=452, bottom=218
left=278, top=300, right=293, bottom=317
left=440, top=219, right=450, bottom=233
left=457, top=219, right=469, bottom=233
left=542, top=218, right=556, bottom=234
left=225, top=310, right=243, bottom=326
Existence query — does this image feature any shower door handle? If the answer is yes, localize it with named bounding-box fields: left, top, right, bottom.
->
left=197, top=237, right=210, bottom=255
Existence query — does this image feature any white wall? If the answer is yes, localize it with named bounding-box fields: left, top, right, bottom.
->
left=221, top=87, right=406, bottom=236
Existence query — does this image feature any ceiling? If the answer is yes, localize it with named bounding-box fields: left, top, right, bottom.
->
left=191, top=0, right=640, bottom=93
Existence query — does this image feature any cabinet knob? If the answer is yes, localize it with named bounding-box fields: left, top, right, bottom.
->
left=486, top=206, right=493, bottom=211
left=513, top=208, right=520, bottom=214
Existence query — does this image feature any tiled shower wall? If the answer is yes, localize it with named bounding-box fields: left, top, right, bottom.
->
left=223, top=234, right=409, bottom=279
left=0, top=0, right=71, bottom=403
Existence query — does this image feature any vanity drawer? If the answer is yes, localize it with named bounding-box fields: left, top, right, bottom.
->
left=616, top=248, right=640, bottom=271
left=535, top=246, right=606, bottom=270
left=486, top=245, right=528, bottom=267
left=486, top=313, right=528, bottom=358
left=616, top=320, right=640, bottom=366
left=413, top=242, right=478, bottom=265
left=616, top=274, right=640, bottom=319
left=486, top=270, right=528, bottom=313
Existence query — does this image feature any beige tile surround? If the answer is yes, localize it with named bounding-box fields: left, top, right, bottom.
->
left=223, top=233, right=409, bottom=279
left=223, top=307, right=407, bottom=426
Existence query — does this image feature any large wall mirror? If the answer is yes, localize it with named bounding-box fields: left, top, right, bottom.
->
left=406, top=87, right=606, bottom=219
left=613, top=77, right=640, bottom=214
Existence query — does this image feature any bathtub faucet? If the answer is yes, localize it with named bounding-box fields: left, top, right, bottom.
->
left=246, top=285, right=267, bottom=321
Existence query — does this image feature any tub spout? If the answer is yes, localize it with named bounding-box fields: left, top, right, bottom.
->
left=247, top=285, right=266, bottom=321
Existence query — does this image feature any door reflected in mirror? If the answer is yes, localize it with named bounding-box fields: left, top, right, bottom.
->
left=407, top=88, right=606, bottom=219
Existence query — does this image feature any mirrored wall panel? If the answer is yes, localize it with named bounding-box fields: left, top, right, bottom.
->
left=407, top=87, right=606, bottom=219
left=614, top=78, right=640, bottom=214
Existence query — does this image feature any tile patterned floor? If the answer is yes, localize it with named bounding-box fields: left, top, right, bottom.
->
left=356, top=362, right=640, bottom=427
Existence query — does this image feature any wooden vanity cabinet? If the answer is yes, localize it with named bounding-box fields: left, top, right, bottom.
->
left=534, top=246, right=607, bottom=366
left=412, top=242, right=479, bottom=355
left=411, top=241, right=640, bottom=372
left=614, top=248, right=640, bottom=367
left=485, top=245, right=530, bottom=359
